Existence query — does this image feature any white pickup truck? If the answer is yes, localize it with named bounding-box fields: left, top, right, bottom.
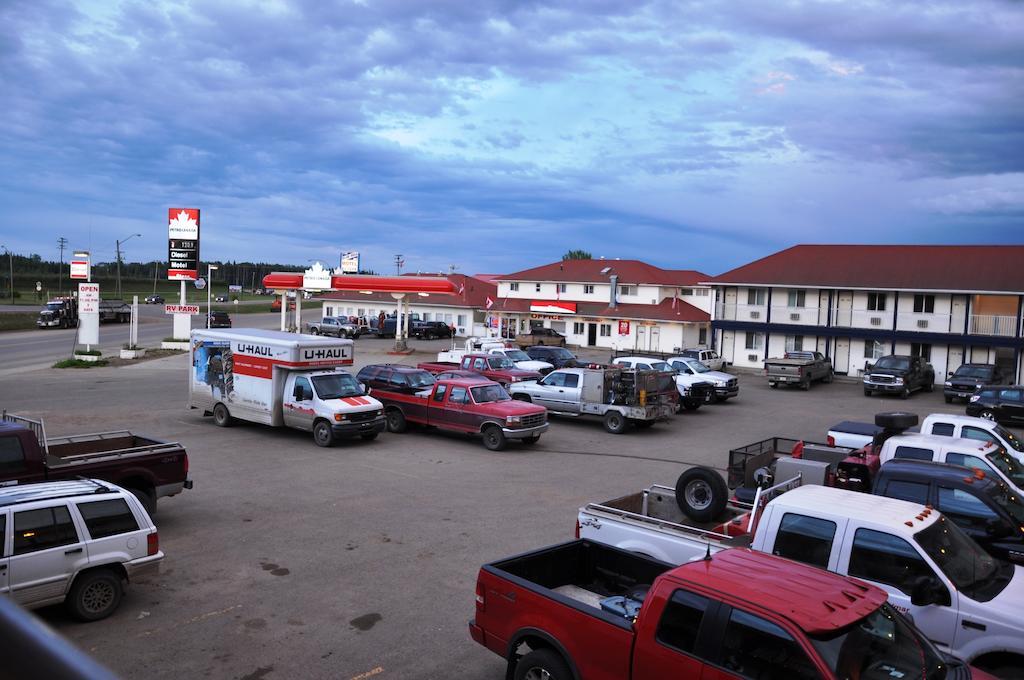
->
left=829, top=412, right=1024, bottom=465
left=578, top=481, right=1024, bottom=672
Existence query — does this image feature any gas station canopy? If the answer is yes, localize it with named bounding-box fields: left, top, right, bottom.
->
left=262, top=273, right=457, bottom=295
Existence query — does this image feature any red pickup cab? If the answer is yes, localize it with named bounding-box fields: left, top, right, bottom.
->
left=418, top=354, right=541, bottom=387
left=471, top=540, right=992, bottom=680
left=371, top=377, right=548, bottom=450
left=0, top=413, right=192, bottom=514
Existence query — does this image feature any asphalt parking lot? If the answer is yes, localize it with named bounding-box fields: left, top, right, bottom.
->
left=0, top=337, right=1003, bottom=680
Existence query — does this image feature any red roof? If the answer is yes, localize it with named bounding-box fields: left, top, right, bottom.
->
left=499, top=259, right=709, bottom=287
left=709, top=245, right=1024, bottom=293
left=491, top=296, right=709, bottom=323
left=677, top=549, right=887, bottom=635
left=320, top=273, right=495, bottom=309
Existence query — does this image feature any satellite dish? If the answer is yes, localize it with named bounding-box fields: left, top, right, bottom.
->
left=194, top=278, right=207, bottom=290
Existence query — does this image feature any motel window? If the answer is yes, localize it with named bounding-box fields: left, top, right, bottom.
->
left=422, top=313, right=431, bottom=321
left=744, top=332, right=762, bottom=350
left=696, top=288, right=709, bottom=296
left=557, top=283, right=567, bottom=293
left=867, top=293, right=887, bottom=311
left=785, top=335, right=804, bottom=352
left=510, top=283, right=519, bottom=292
left=698, top=327, right=708, bottom=345
left=911, top=343, right=932, bottom=361
left=913, top=294, right=935, bottom=314
left=584, top=285, right=595, bottom=294
left=787, top=290, right=806, bottom=308
left=444, top=314, right=453, bottom=323
left=747, top=289, right=766, bottom=305
left=619, top=286, right=635, bottom=297
left=680, top=288, right=693, bottom=296
left=864, top=340, right=886, bottom=360
left=573, top=322, right=585, bottom=334
left=457, top=314, right=467, bottom=327
left=600, top=324, right=612, bottom=337
left=535, top=283, right=542, bottom=292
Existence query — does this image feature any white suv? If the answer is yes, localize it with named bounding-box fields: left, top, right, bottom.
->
left=0, top=479, right=163, bottom=621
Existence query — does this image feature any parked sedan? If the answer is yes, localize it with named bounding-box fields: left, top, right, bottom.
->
left=208, top=311, right=232, bottom=328
left=515, top=327, right=566, bottom=348
left=144, top=294, right=165, bottom=304
left=968, top=386, right=1024, bottom=425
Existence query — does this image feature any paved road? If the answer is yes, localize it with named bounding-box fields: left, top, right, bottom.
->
left=0, top=305, right=323, bottom=374
left=1, top=345, right=1001, bottom=680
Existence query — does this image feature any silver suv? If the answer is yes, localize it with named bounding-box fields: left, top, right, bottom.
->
left=0, top=479, right=163, bottom=621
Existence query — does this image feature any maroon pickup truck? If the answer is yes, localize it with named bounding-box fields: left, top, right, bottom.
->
left=471, top=540, right=991, bottom=680
left=371, top=377, right=548, bottom=450
left=0, top=412, right=192, bottom=514
left=417, top=354, right=541, bottom=387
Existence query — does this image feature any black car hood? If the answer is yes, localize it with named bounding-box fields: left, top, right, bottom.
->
left=950, top=376, right=986, bottom=387
left=868, top=368, right=909, bottom=377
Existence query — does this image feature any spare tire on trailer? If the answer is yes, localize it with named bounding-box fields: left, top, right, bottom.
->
left=675, top=467, right=729, bottom=523
left=874, top=411, right=919, bottom=431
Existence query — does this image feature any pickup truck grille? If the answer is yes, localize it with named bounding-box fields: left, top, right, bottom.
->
left=521, top=413, right=546, bottom=428
left=349, top=410, right=381, bottom=423
left=869, top=374, right=895, bottom=384
left=726, top=379, right=738, bottom=389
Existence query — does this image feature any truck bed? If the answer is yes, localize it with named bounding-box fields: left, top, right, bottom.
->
left=727, top=437, right=853, bottom=489
left=416, top=361, right=459, bottom=374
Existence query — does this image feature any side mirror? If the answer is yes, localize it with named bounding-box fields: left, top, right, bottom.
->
left=948, top=371, right=954, bottom=376
left=909, top=577, right=946, bottom=607
left=293, top=385, right=304, bottom=401
left=359, top=383, right=367, bottom=395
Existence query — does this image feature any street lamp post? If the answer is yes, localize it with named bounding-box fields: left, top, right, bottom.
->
left=115, top=233, right=142, bottom=299
left=207, top=264, right=219, bottom=328
left=1, top=245, right=12, bottom=304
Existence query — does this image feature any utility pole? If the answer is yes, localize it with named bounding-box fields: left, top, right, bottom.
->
left=115, top=233, right=141, bottom=300
left=152, top=260, right=158, bottom=295
left=2, top=245, right=12, bottom=304
left=57, top=236, right=67, bottom=297
left=394, top=254, right=404, bottom=276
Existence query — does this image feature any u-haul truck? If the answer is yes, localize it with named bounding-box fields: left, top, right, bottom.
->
left=189, top=328, right=385, bottom=447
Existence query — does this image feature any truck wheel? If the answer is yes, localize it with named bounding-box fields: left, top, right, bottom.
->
left=127, top=487, right=156, bottom=516
left=980, top=410, right=996, bottom=421
left=310, top=327, right=320, bottom=335
left=313, top=420, right=335, bottom=447
left=824, top=370, right=834, bottom=384
left=704, top=391, right=717, bottom=404
left=212, top=403, right=233, bottom=427
left=801, top=379, right=811, bottom=391
left=675, top=467, right=728, bottom=522
left=482, top=425, right=507, bottom=451
left=682, top=400, right=701, bottom=411
left=863, top=388, right=872, bottom=397
left=67, top=569, right=123, bottom=621
left=768, top=382, right=777, bottom=389
left=514, top=649, right=572, bottom=680
left=944, top=395, right=953, bottom=404
left=522, top=435, right=540, bottom=446
left=899, top=387, right=910, bottom=399
left=603, top=411, right=627, bottom=434
left=874, top=411, right=919, bottom=430
left=385, top=408, right=407, bottom=433
left=924, top=381, right=934, bottom=392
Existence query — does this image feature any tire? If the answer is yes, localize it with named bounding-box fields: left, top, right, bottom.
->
left=212, top=402, right=233, bottom=427
left=310, top=327, right=320, bottom=335
left=514, top=649, right=572, bottom=680
left=874, top=411, right=919, bottom=430
left=704, top=391, right=716, bottom=404
left=801, top=379, right=811, bottom=391
left=313, top=420, right=335, bottom=447
left=768, top=383, right=777, bottom=389
left=603, top=410, right=627, bottom=434
left=127, top=487, right=156, bottom=516
left=67, top=569, right=123, bottom=621
left=824, top=370, right=834, bottom=384
left=864, top=387, right=872, bottom=396
left=899, top=387, right=910, bottom=400
left=522, top=435, right=540, bottom=446
left=674, top=467, right=729, bottom=522
left=925, top=381, right=934, bottom=392
left=944, top=395, right=953, bottom=404
left=360, top=432, right=379, bottom=441
left=980, top=410, right=996, bottom=421
left=482, top=425, right=507, bottom=451
left=512, top=394, right=532, bottom=403
left=682, top=400, right=701, bottom=412
left=385, top=408, right=407, bottom=433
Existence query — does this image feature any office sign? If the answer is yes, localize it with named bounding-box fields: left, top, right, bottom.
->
left=167, top=208, right=200, bottom=280
left=70, top=251, right=90, bottom=280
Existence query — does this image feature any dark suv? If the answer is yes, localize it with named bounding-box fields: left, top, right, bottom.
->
left=967, top=386, right=1024, bottom=425
left=356, top=364, right=435, bottom=395
left=863, top=355, right=935, bottom=398
left=525, top=346, right=579, bottom=369
left=411, top=321, right=453, bottom=340
left=945, top=363, right=1006, bottom=403
left=208, top=311, right=232, bottom=328
left=874, top=458, right=1024, bottom=565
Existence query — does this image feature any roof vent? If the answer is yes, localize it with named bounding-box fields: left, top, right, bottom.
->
left=600, top=267, right=611, bottom=275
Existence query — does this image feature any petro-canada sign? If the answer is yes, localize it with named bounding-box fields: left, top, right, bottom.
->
left=167, top=208, right=200, bottom=281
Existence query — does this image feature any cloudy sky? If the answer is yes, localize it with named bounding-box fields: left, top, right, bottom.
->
left=2, top=0, right=1021, bottom=276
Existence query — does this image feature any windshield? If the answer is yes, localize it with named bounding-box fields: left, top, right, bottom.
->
left=551, top=348, right=574, bottom=359
left=987, top=448, right=1024, bottom=488
left=45, top=302, right=63, bottom=310
left=915, top=517, right=1002, bottom=598
left=406, top=371, right=436, bottom=389
left=994, top=424, right=1024, bottom=453
left=874, top=356, right=910, bottom=371
left=470, top=384, right=510, bottom=403
left=311, top=373, right=363, bottom=399
left=487, top=357, right=514, bottom=369
left=505, top=350, right=530, bottom=361
left=810, top=603, right=946, bottom=680
left=648, top=361, right=672, bottom=372
left=989, top=482, right=1024, bottom=524
left=688, top=360, right=710, bottom=373
left=954, top=366, right=993, bottom=379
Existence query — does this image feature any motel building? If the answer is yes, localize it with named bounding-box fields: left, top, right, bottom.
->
left=706, top=245, right=1024, bottom=384
left=490, top=259, right=713, bottom=351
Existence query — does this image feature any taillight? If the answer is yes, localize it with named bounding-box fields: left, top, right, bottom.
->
left=147, top=531, right=159, bottom=556
left=827, top=435, right=835, bottom=447
left=183, top=453, right=189, bottom=475
left=575, top=519, right=581, bottom=539
left=475, top=581, right=486, bottom=612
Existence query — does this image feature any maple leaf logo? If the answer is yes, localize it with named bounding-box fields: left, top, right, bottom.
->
left=168, top=210, right=199, bottom=238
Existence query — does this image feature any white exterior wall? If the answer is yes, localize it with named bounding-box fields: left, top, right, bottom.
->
left=894, top=292, right=954, bottom=333
left=681, top=287, right=714, bottom=314
left=322, top=301, right=476, bottom=336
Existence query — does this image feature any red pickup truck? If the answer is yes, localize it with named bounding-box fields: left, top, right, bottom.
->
left=417, top=354, right=541, bottom=387
left=371, top=377, right=548, bottom=450
left=471, top=540, right=992, bottom=680
left=0, top=412, right=192, bottom=514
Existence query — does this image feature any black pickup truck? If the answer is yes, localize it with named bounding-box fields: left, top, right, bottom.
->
left=944, top=363, right=1005, bottom=403
left=863, top=355, right=935, bottom=398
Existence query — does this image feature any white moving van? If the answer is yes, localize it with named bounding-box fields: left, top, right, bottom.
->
left=189, top=329, right=385, bottom=447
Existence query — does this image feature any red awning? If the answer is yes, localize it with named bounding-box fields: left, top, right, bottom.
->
left=262, top=273, right=457, bottom=294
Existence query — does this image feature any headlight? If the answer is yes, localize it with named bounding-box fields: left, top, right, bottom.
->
left=944, top=381, right=952, bottom=387
left=334, top=413, right=349, bottom=422
left=506, top=415, right=522, bottom=425
left=969, top=395, right=981, bottom=402
left=893, top=377, right=904, bottom=385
